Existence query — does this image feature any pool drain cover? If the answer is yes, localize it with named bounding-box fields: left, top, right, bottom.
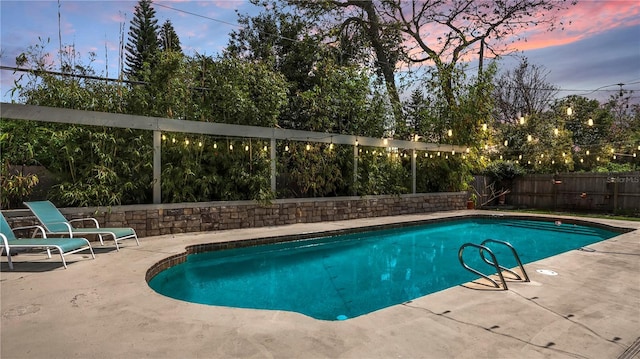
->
left=536, top=269, right=558, bottom=276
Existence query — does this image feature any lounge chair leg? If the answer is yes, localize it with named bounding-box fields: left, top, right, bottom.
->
left=3, top=247, right=14, bottom=270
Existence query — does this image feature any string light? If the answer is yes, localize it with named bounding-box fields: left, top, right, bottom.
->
left=329, top=143, right=334, bottom=150
left=587, top=118, right=593, bottom=126
left=198, top=141, right=203, bottom=147
left=229, top=144, right=233, bottom=151
left=306, top=144, right=311, bottom=151
left=504, top=140, right=508, bottom=146
left=172, top=138, right=176, bottom=144
left=519, top=116, right=525, bottom=125
left=185, top=139, right=190, bottom=145
left=162, top=134, right=167, bottom=141
left=285, top=145, right=289, bottom=152
left=245, top=145, right=249, bottom=151
left=263, top=145, right=268, bottom=151
left=586, top=150, right=590, bottom=155
left=566, top=107, right=573, bottom=116
left=554, top=128, right=559, bottom=136
left=527, top=135, right=533, bottom=142
left=213, top=143, right=217, bottom=149
left=447, top=129, right=453, bottom=137
left=482, top=124, right=487, bottom=131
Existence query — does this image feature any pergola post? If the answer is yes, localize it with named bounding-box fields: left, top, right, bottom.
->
left=270, top=137, right=276, bottom=193
left=153, top=130, right=162, bottom=204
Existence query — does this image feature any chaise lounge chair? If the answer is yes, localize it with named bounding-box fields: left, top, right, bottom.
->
left=24, top=201, right=140, bottom=251
left=1, top=211, right=95, bottom=270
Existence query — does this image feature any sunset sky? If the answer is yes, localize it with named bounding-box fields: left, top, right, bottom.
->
left=1, top=0, right=639, bottom=104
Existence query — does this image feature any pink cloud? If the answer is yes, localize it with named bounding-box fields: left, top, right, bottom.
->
left=510, top=1, right=640, bottom=52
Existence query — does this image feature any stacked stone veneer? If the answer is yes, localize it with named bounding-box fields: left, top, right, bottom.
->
left=6, top=192, right=466, bottom=238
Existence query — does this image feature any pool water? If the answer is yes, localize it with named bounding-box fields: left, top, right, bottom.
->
left=148, top=218, right=620, bottom=320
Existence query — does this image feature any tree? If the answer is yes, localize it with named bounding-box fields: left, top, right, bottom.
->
left=493, top=58, right=559, bottom=124
left=124, top=0, right=160, bottom=80
left=288, top=0, right=573, bottom=117
left=159, top=19, right=181, bottom=53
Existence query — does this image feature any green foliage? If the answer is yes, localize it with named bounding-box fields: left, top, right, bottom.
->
left=356, top=148, right=409, bottom=195
left=482, top=160, right=525, bottom=190
left=0, top=160, right=39, bottom=209
left=417, top=154, right=474, bottom=192
left=125, top=0, right=160, bottom=80
left=159, top=20, right=182, bottom=53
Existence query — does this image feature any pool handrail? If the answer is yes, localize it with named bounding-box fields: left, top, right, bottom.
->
left=479, top=239, right=530, bottom=283
left=458, top=243, right=508, bottom=290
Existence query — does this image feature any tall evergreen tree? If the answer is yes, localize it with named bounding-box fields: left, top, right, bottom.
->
left=159, top=19, right=181, bottom=53
left=124, top=0, right=159, bottom=80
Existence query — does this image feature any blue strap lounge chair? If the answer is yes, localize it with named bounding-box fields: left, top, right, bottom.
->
left=1, top=211, right=95, bottom=270
left=24, top=201, right=140, bottom=251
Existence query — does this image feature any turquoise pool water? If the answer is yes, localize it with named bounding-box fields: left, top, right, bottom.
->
left=148, top=218, right=621, bottom=320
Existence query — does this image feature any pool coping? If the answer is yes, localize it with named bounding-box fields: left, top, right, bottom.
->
left=2, top=210, right=639, bottom=358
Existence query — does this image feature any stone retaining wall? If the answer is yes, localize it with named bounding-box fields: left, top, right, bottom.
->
left=5, top=192, right=466, bottom=238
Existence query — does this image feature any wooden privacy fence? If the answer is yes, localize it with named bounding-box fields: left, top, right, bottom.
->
left=473, top=172, right=640, bottom=214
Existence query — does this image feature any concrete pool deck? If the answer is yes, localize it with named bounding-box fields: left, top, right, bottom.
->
left=1, top=210, right=639, bottom=358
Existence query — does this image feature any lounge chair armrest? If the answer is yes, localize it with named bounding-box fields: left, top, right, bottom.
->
left=10, top=225, right=48, bottom=238
left=69, top=217, right=101, bottom=228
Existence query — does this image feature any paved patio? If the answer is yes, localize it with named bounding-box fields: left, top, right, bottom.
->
left=1, top=210, right=639, bottom=358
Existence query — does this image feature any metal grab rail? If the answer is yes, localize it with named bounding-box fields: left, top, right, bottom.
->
left=458, top=243, right=508, bottom=290
left=480, top=239, right=530, bottom=283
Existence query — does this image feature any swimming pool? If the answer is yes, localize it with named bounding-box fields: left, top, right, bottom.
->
left=147, top=217, right=624, bottom=320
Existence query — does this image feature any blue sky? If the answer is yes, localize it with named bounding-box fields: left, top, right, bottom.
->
left=1, top=0, right=639, bottom=104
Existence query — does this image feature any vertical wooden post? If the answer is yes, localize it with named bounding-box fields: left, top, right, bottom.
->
left=353, top=143, right=358, bottom=195
left=153, top=130, right=161, bottom=204
left=412, top=149, right=417, bottom=194
left=270, top=137, right=276, bottom=193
